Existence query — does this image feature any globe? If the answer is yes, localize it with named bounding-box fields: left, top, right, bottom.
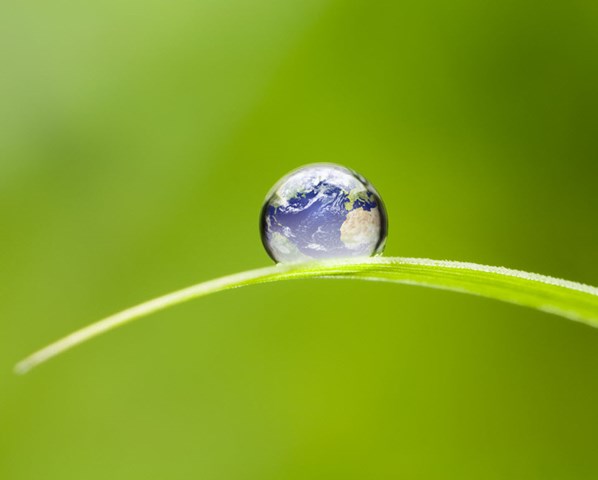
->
left=260, top=163, right=388, bottom=263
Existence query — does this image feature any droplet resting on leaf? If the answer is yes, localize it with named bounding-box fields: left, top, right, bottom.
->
left=260, top=163, right=388, bottom=263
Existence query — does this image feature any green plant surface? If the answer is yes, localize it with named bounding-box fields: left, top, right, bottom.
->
left=16, top=257, right=598, bottom=374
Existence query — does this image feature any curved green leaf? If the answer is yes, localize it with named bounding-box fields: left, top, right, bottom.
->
left=15, top=257, right=598, bottom=374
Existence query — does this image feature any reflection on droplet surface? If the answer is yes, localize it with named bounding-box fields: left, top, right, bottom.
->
left=260, top=163, right=388, bottom=263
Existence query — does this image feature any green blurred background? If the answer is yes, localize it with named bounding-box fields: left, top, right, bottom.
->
left=1, top=1, right=598, bottom=478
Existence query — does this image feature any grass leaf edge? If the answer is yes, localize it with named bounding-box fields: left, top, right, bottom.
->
left=15, top=257, right=598, bottom=374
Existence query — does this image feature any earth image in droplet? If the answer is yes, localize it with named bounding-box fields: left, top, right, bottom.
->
left=260, top=163, right=388, bottom=263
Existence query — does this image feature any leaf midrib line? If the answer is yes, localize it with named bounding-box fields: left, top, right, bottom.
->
left=14, top=257, right=598, bottom=374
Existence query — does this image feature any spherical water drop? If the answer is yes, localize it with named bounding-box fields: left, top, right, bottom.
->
left=260, top=163, right=388, bottom=263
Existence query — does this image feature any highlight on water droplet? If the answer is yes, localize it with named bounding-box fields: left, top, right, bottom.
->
left=260, top=163, right=388, bottom=263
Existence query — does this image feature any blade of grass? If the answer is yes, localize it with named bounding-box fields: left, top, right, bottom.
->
left=15, top=257, right=598, bottom=374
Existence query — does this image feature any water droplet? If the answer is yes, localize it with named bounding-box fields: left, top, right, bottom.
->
left=260, top=163, right=388, bottom=263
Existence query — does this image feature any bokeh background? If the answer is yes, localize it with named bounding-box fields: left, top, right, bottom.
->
left=2, top=1, right=598, bottom=478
